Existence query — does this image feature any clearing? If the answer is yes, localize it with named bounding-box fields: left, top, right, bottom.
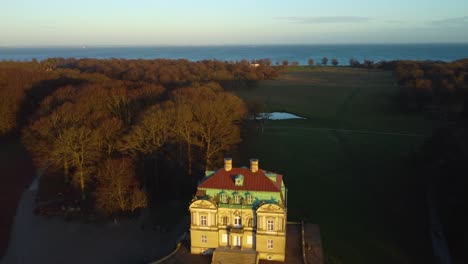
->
left=236, top=67, right=436, bottom=264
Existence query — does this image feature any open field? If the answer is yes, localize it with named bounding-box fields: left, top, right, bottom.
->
left=237, top=67, right=437, bottom=264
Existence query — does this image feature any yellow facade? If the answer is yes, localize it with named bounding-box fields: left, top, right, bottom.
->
left=189, top=200, right=287, bottom=261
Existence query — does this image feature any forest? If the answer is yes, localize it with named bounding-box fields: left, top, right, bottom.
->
left=0, top=58, right=278, bottom=215
left=391, top=59, right=468, bottom=262
left=1, top=58, right=467, bottom=261
left=393, top=59, right=468, bottom=118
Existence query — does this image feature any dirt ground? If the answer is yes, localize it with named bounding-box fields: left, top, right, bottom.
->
left=0, top=139, right=35, bottom=259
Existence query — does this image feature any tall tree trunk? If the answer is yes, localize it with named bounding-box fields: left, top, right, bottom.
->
left=153, top=156, right=159, bottom=194
left=187, top=141, right=192, bottom=176
left=64, top=159, right=69, bottom=183
left=205, top=140, right=211, bottom=171
left=79, top=168, right=86, bottom=200
left=117, top=178, right=125, bottom=211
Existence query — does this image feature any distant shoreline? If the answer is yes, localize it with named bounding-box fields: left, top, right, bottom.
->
left=2, top=43, right=468, bottom=48
left=1, top=44, right=467, bottom=65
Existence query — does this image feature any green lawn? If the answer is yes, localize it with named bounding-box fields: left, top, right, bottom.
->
left=236, top=67, right=434, bottom=264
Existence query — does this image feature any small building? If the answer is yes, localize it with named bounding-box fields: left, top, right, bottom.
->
left=189, top=158, right=288, bottom=262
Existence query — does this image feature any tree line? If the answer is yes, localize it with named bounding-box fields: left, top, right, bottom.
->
left=43, top=58, right=278, bottom=90
left=394, top=59, right=468, bottom=263
left=392, top=59, right=468, bottom=118
left=0, top=59, right=278, bottom=215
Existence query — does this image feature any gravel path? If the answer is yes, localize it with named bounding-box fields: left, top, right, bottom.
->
left=267, top=125, right=428, bottom=137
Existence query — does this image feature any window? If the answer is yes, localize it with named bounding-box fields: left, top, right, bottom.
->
left=234, top=236, right=241, bottom=246
left=221, top=194, right=227, bottom=203
left=222, top=216, right=228, bottom=225
left=235, top=174, right=244, bottom=186
left=267, top=239, right=273, bottom=249
left=267, top=219, right=274, bottom=231
left=222, top=234, right=228, bottom=243
left=234, top=194, right=240, bottom=204
left=247, top=217, right=253, bottom=227
left=247, top=194, right=253, bottom=204
left=200, top=215, right=207, bottom=226
left=201, top=235, right=207, bottom=244
left=234, top=216, right=242, bottom=226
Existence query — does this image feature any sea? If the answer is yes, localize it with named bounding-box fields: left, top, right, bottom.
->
left=1, top=44, right=467, bottom=65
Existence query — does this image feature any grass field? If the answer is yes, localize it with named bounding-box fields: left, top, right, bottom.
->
left=236, top=67, right=436, bottom=264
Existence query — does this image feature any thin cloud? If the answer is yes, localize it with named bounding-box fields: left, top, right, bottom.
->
left=431, top=16, right=468, bottom=26
left=385, top=20, right=407, bottom=25
left=276, top=16, right=372, bottom=24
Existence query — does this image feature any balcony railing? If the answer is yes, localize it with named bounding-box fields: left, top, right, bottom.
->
left=230, top=226, right=244, bottom=234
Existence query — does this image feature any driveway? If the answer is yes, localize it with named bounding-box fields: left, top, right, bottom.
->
left=1, top=177, right=181, bottom=264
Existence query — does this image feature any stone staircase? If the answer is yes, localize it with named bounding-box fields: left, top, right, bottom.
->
left=211, top=247, right=258, bottom=264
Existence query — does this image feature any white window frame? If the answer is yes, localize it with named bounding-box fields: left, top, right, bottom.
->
left=200, top=215, right=207, bottom=226
left=234, top=236, right=241, bottom=246
left=267, top=219, right=274, bottom=231
left=221, top=194, right=227, bottom=203
left=267, top=239, right=273, bottom=249
left=234, top=216, right=242, bottom=226
left=201, top=234, right=207, bottom=244
left=247, top=194, right=253, bottom=204
left=234, top=194, right=240, bottom=204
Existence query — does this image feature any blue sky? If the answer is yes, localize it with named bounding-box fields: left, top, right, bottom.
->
left=1, top=0, right=468, bottom=46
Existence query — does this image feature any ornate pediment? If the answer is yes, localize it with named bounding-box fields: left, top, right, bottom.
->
left=256, top=203, right=284, bottom=213
left=189, top=199, right=216, bottom=210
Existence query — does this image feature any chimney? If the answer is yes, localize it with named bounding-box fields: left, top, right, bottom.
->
left=250, top=159, right=259, bottom=173
left=224, top=157, right=232, bottom=171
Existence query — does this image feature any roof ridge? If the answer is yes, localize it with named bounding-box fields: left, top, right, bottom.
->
left=198, top=167, right=281, bottom=192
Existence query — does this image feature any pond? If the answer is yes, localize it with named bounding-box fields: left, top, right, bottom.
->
left=258, top=112, right=306, bottom=120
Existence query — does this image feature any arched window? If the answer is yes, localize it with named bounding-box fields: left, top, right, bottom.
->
left=247, top=217, right=253, bottom=227
left=222, top=216, right=228, bottom=225
left=234, top=216, right=242, bottom=226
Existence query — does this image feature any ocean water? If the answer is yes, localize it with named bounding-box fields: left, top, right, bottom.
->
left=0, top=44, right=467, bottom=65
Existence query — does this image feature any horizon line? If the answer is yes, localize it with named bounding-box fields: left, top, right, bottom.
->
left=1, top=42, right=468, bottom=48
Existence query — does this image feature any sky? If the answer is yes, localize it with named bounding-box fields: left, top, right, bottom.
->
left=1, top=0, right=468, bottom=46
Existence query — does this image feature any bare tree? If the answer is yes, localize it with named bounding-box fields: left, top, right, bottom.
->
left=120, top=103, right=172, bottom=156
left=172, top=85, right=247, bottom=170
left=24, top=102, right=102, bottom=199
left=321, top=57, right=328, bottom=66
left=168, top=99, right=201, bottom=176
left=95, top=158, right=147, bottom=214
left=332, top=58, right=339, bottom=66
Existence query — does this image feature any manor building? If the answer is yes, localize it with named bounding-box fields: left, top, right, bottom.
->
left=189, top=158, right=288, bottom=262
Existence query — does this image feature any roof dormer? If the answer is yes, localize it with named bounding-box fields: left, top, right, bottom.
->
left=234, top=174, right=244, bottom=186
